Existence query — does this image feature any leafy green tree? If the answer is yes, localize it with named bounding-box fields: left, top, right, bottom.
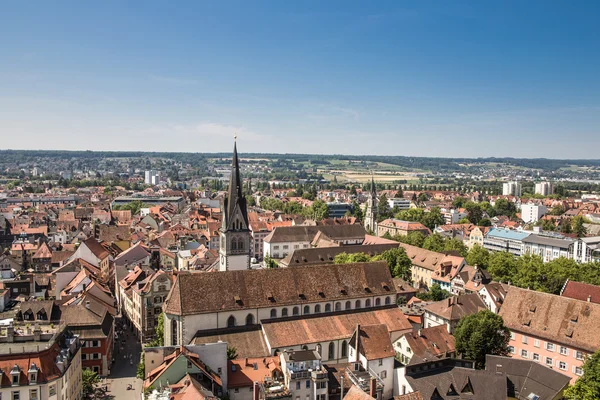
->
left=227, top=346, right=239, bottom=360
left=416, top=283, right=451, bottom=301
left=82, top=369, right=100, bottom=396
left=417, top=192, right=429, bottom=203
left=458, top=217, right=471, bottom=224
left=396, top=208, right=425, bottom=222
left=565, top=350, right=600, bottom=399
left=452, top=197, right=466, bottom=208
left=561, top=218, right=573, bottom=234
left=137, top=353, right=146, bottom=379
left=573, top=216, right=588, bottom=238
left=465, top=201, right=483, bottom=224
left=372, top=248, right=413, bottom=281
left=264, top=253, right=278, bottom=268
left=550, top=204, right=565, bottom=216
left=395, top=188, right=403, bottom=198
left=454, top=310, right=510, bottom=369
left=466, top=245, right=490, bottom=268
left=422, top=207, right=445, bottom=230
left=487, top=252, right=517, bottom=283
left=302, top=199, right=329, bottom=221
left=443, top=238, right=468, bottom=257
left=334, top=252, right=371, bottom=264
left=478, top=218, right=492, bottom=227
left=401, top=231, right=426, bottom=247
left=492, top=198, right=517, bottom=217
left=351, top=200, right=363, bottom=222
left=378, top=194, right=391, bottom=221
left=422, top=233, right=446, bottom=253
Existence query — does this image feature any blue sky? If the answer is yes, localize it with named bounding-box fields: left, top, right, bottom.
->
left=1, top=1, right=599, bottom=158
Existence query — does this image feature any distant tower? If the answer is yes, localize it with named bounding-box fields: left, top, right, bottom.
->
left=219, top=137, right=251, bottom=271
left=364, top=176, right=378, bottom=234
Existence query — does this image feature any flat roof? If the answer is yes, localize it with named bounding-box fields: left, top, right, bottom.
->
left=522, top=234, right=574, bottom=248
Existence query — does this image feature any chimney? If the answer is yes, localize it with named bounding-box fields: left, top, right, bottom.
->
left=369, top=377, right=377, bottom=398
left=588, top=295, right=592, bottom=303
left=253, top=381, right=260, bottom=400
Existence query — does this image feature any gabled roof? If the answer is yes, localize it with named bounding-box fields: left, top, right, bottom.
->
left=424, top=293, right=487, bottom=322
left=403, top=325, right=456, bottom=360
left=499, top=286, right=600, bottom=353
left=350, top=324, right=395, bottom=360
left=83, top=238, right=110, bottom=260
left=343, top=385, right=374, bottom=400
left=560, top=280, right=600, bottom=304
left=164, top=262, right=395, bottom=316
left=280, top=243, right=399, bottom=267
left=485, top=355, right=570, bottom=400
left=32, top=242, right=52, bottom=259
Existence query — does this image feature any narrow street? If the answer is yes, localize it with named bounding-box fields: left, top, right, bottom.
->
left=102, top=323, right=143, bottom=399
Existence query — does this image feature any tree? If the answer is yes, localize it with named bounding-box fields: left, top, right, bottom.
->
left=82, top=368, right=100, bottom=396
left=352, top=200, right=363, bottom=222
left=417, top=192, right=429, bottom=204
left=395, top=188, right=403, bottom=198
left=227, top=346, right=239, bottom=360
left=564, top=350, right=600, bottom=399
left=334, top=252, right=371, bottom=264
left=137, top=353, right=146, bottom=379
left=466, top=245, right=490, bottom=268
left=452, top=197, right=466, bottom=208
left=422, top=233, right=446, bottom=253
left=303, top=199, right=329, bottom=221
left=458, top=217, right=471, bottom=224
left=487, top=252, right=517, bottom=283
left=573, top=216, right=588, bottom=238
left=550, top=204, right=565, bottom=216
left=561, top=218, right=573, bottom=234
left=373, top=248, right=412, bottom=281
left=443, top=238, right=468, bottom=257
left=264, top=253, right=277, bottom=269
left=422, top=207, right=445, bottom=230
left=478, top=218, right=492, bottom=227
left=416, top=284, right=451, bottom=301
left=465, top=201, right=483, bottom=224
left=454, top=310, right=510, bottom=369
left=378, top=194, right=391, bottom=221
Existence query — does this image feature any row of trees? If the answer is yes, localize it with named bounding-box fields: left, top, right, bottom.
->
left=333, top=248, right=412, bottom=282
left=466, top=245, right=600, bottom=294
left=383, top=231, right=469, bottom=257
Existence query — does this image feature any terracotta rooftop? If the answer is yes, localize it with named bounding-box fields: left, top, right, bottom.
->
left=350, top=324, right=395, bottom=360
left=560, top=280, right=600, bottom=304
left=423, top=293, right=486, bottom=322
left=164, top=262, right=395, bottom=316
left=499, top=286, right=600, bottom=353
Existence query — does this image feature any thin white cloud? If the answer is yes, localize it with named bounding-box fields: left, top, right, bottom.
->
left=170, top=122, right=267, bottom=141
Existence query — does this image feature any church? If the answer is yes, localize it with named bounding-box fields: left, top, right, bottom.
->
left=218, top=139, right=252, bottom=271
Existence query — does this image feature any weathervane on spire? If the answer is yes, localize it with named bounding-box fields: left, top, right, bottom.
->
left=234, top=133, right=237, bottom=141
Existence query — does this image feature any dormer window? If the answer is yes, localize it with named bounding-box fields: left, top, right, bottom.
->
left=11, top=365, right=20, bottom=386
left=28, top=363, right=38, bottom=384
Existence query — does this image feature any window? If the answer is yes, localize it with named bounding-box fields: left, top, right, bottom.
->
left=281, top=308, right=288, bottom=317
left=304, top=305, right=310, bottom=314
left=546, top=342, right=555, bottom=351
left=378, top=359, right=383, bottom=366
left=510, top=332, right=515, bottom=340
left=335, top=302, right=341, bottom=311
left=345, top=301, right=351, bottom=310
left=270, top=309, right=277, bottom=318
left=246, top=314, right=254, bottom=325
left=293, top=307, right=299, bottom=316
left=12, top=375, right=18, bottom=385
left=365, top=299, right=371, bottom=307
left=328, top=342, right=335, bottom=360
left=522, top=336, right=528, bottom=344
left=227, top=315, right=236, bottom=327
left=575, top=366, right=583, bottom=376
left=508, top=346, right=515, bottom=354
left=545, top=357, right=553, bottom=367
left=385, top=296, right=391, bottom=305
left=315, top=304, right=321, bottom=313
left=533, top=353, right=540, bottom=362
left=306, top=380, right=310, bottom=389
left=234, top=389, right=239, bottom=393
left=559, top=346, right=568, bottom=355
left=49, top=385, right=56, bottom=396
left=283, top=245, right=288, bottom=250
left=534, top=339, right=540, bottom=347
left=355, top=300, right=361, bottom=309
left=521, top=349, right=528, bottom=358
left=325, top=304, right=332, bottom=312
left=274, top=246, right=279, bottom=250
left=11, top=392, right=19, bottom=400
left=341, top=341, right=348, bottom=357
left=375, top=298, right=381, bottom=306
left=29, top=389, right=38, bottom=400
left=172, top=319, right=178, bottom=346
left=82, top=353, right=87, bottom=360
left=575, top=351, right=584, bottom=360
left=559, top=361, right=567, bottom=370
left=380, top=370, right=387, bottom=379
left=296, top=382, right=300, bottom=390
left=93, top=353, right=100, bottom=360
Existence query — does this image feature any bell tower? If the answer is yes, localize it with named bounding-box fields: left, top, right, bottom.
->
left=364, top=175, right=378, bottom=234
left=219, top=137, right=251, bottom=271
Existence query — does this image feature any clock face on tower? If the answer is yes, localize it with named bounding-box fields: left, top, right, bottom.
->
left=220, top=255, right=225, bottom=264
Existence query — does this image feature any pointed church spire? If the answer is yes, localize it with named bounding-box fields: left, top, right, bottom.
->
left=224, top=136, right=249, bottom=229
left=370, top=174, right=376, bottom=196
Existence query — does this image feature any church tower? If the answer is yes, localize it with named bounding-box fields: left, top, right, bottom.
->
left=219, top=138, right=251, bottom=271
left=364, top=176, right=378, bottom=234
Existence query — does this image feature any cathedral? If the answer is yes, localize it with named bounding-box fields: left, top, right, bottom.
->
left=218, top=139, right=252, bottom=271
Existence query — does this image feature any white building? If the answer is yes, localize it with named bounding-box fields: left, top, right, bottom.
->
left=521, top=234, right=574, bottom=262
left=281, top=350, right=329, bottom=400
left=502, top=181, right=522, bottom=196
left=387, top=198, right=410, bottom=211
left=572, top=236, right=600, bottom=263
left=145, top=170, right=160, bottom=185
left=535, top=182, right=554, bottom=196
left=442, top=209, right=468, bottom=225
left=521, top=203, right=547, bottom=223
